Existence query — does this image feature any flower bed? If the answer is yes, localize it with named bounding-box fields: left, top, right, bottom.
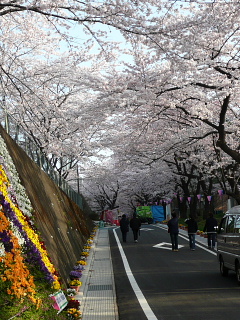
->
left=0, top=134, right=99, bottom=319
left=67, top=307, right=82, bottom=319
left=0, top=138, right=66, bottom=319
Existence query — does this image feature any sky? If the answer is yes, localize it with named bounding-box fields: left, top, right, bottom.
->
left=60, top=21, right=134, bottom=68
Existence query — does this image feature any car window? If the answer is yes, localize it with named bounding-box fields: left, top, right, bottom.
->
left=235, top=216, right=240, bottom=233
left=226, top=215, right=235, bottom=233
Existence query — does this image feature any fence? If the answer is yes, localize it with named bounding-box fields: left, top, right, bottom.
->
left=0, top=111, right=88, bottom=212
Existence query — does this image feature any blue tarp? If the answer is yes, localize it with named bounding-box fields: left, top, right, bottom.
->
left=136, top=205, right=165, bottom=223
left=151, top=206, right=165, bottom=223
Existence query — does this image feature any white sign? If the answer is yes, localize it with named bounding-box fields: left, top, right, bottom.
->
left=49, top=290, right=68, bottom=313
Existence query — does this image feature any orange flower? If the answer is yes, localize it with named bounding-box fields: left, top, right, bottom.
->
left=0, top=210, right=36, bottom=302
left=0, top=165, right=60, bottom=305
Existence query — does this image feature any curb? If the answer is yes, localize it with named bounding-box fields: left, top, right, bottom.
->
left=76, top=228, right=99, bottom=313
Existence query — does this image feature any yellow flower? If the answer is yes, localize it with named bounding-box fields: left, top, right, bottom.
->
left=0, top=166, right=61, bottom=295
left=76, top=260, right=87, bottom=265
left=36, top=298, right=42, bottom=310
left=52, top=280, right=61, bottom=290
left=0, top=167, right=63, bottom=304
left=69, top=279, right=82, bottom=286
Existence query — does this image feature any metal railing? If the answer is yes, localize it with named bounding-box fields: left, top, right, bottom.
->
left=0, top=111, right=87, bottom=211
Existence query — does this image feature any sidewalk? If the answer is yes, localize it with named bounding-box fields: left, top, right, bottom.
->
left=77, top=224, right=213, bottom=319
left=77, top=226, right=119, bottom=320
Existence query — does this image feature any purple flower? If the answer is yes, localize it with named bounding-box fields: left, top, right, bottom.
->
left=69, top=270, right=82, bottom=278
left=0, top=230, right=13, bottom=252
left=73, top=265, right=84, bottom=271
left=0, top=230, right=11, bottom=243
left=1, top=196, right=54, bottom=283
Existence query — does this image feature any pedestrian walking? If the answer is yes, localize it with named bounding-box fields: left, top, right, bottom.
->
left=168, top=211, right=179, bottom=251
left=130, top=213, right=141, bottom=243
left=185, top=215, right=198, bottom=250
left=203, top=212, right=218, bottom=249
left=120, top=214, right=129, bottom=243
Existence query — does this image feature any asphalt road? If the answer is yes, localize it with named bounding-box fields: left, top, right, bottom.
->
left=109, top=224, right=240, bottom=320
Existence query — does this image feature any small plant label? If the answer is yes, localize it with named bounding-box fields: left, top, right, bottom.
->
left=49, top=290, right=68, bottom=313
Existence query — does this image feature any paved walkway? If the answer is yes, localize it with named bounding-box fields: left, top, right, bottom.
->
left=77, top=224, right=214, bottom=320
left=77, top=226, right=119, bottom=320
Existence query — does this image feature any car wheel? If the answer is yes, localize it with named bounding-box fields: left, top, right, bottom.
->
left=236, top=263, right=240, bottom=285
left=220, top=257, right=228, bottom=277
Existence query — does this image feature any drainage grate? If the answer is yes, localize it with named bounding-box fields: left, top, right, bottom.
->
left=88, top=284, right=113, bottom=291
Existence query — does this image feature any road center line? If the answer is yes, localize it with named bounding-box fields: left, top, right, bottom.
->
left=113, top=227, right=158, bottom=320
left=157, top=225, right=217, bottom=256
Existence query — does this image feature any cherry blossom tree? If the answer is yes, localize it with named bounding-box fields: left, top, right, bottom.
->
left=1, top=1, right=240, bottom=215
left=91, top=1, right=240, bottom=209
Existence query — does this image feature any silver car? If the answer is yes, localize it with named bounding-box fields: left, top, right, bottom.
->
left=217, top=205, right=240, bottom=285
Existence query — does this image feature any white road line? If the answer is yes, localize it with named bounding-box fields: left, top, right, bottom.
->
left=156, top=225, right=217, bottom=256
left=153, top=242, right=184, bottom=250
left=113, top=228, right=158, bottom=320
left=178, top=233, right=217, bottom=255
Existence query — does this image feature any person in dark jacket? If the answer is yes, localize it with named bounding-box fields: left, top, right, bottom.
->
left=120, top=214, right=129, bottom=243
left=203, top=213, right=218, bottom=249
left=168, top=211, right=179, bottom=251
left=185, top=215, right=198, bottom=250
left=130, top=213, right=141, bottom=243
